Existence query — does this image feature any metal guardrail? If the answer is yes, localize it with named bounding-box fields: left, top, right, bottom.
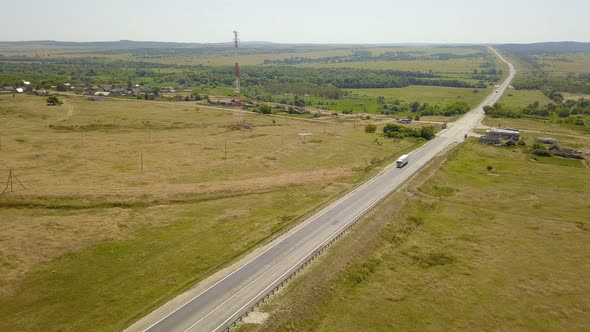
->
left=221, top=142, right=454, bottom=331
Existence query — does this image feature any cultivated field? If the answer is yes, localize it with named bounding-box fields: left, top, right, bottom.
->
left=0, top=94, right=419, bottom=331
left=247, top=139, right=590, bottom=331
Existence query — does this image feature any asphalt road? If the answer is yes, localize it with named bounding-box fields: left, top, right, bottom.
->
left=133, top=47, right=515, bottom=332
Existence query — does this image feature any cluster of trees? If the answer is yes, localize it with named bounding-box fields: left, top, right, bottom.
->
left=378, top=100, right=470, bottom=117
left=46, top=95, right=62, bottom=106
left=512, top=75, right=590, bottom=97
left=484, top=99, right=589, bottom=125
left=483, top=103, right=522, bottom=118
left=383, top=123, right=436, bottom=140
left=1, top=56, right=483, bottom=99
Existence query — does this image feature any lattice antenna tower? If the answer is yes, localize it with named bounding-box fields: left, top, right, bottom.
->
left=233, top=30, right=241, bottom=99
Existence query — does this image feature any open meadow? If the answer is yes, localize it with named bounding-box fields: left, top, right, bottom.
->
left=535, top=53, right=590, bottom=74
left=500, top=88, right=552, bottom=108
left=295, top=58, right=486, bottom=73
left=246, top=138, right=590, bottom=331
left=0, top=94, right=421, bottom=330
left=350, top=86, right=490, bottom=108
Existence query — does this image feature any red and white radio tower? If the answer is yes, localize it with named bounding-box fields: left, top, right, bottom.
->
left=233, top=30, right=241, bottom=104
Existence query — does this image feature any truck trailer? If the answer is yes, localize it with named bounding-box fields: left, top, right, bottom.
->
left=396, top=154, right=409, bottom=168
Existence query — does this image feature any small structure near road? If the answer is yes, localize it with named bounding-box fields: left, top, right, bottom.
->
left=479, top=128, right=520, bottom=146
left=479, top=135, right=501, bottom=144
left=479, top=127, right=520, bottom=145
left=297, top=132, right=312, bottom=139
left=548, top=144, right=583, bottom=159
left=537, top=137, right=557, bottom=144
left=489, top=128, right=520, bottom=140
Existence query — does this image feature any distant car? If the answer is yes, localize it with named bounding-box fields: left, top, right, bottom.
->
left=495, top=89, right=499, bottom=93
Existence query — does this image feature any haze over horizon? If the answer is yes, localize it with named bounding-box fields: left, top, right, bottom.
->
left=2, top=0, right=589, bottom=44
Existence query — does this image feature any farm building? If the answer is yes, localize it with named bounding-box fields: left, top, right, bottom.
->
left=479, top=136, right=501, bottom=144
left=537, top=137, right=557, bottom=144
left=549, top=145, right=583, bottom=159
left=488, top=128, right=520, bottom=140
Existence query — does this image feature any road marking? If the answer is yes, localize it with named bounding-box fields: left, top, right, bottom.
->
left=140, top=46, right=516, bottom=332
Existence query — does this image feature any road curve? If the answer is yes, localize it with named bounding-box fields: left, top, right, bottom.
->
left=128, top=47, right=516, bottom=332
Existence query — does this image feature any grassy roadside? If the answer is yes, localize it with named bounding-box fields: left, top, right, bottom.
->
left=0, top=94, right=426, bottom=331
left=244, top=139, right=590, bottom=331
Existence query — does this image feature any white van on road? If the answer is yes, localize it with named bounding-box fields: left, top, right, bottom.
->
left=396, top=154, right=409, bottom=168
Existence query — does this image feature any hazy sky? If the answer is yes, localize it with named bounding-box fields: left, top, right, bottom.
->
left=2, top=0, right=589, bottom=44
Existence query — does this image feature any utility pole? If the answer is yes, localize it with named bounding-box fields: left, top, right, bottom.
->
left=2, top=169, right=25, bottom=194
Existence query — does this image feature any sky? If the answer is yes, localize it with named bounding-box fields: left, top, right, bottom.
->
left=1, top=0, right=589, bottom=44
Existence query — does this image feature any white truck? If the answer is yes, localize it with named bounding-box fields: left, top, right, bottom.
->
left=396, top=154, right=409, bottom=168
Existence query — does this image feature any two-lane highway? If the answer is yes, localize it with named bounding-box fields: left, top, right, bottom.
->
left=128, top=47, right=516, bottom=332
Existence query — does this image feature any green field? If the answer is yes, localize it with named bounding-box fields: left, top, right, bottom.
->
left=295, top=58, right=486, bottom=73
left=500, top=89, right=552, bottom=108
left=247, top=139, right=590, bottom=331
left=0, top=94, right=421, bottom=331
left=350, top=86, right=490, bottom=108
left=483, top=116, right=590, bottom=137
left=536, top=53, right=590, bottom=74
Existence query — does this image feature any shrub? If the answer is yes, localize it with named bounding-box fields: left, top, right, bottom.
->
left=365, top=123, right=377, bottom=133
left=259, top=104, right=272, bottom=114
left=46, top=95, right=62, bottom=106
left=532, top=149, right=551, bottom=157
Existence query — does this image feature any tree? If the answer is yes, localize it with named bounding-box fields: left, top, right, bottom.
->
left=365, top=123, right=377, bottom=133
left=259, top=104, right=272, bottom=114
left=294, top=95, right=305, bottom=107
left=418, top=126, right=435, bottom=140
left=46, top=95, right=62, bottom=106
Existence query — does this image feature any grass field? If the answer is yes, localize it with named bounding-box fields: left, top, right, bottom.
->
left=350, top=86, right=490, bottom=108
left=563, top=92, right=590, bottom=100
left=269, top=85, right=490, bottom=116
left=503, top=54, right=535, bottom=74
left=0, top=94, right=421, bottom=331
left=500, top=89, right=552, bottom=108
left=246, top=139, right=590, bottom=331
left=0, top=45, right=486, bottom=69
left=295, top=58, right=486, bottom=73
left=143, top=49, right=355, bottom=66
left=536, top=53, right=590, bottom=74
left=482, top=116, right=590, bottom=137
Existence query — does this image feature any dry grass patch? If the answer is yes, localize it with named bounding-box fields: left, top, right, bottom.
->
left=0, top=94, right=419, bottom=331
